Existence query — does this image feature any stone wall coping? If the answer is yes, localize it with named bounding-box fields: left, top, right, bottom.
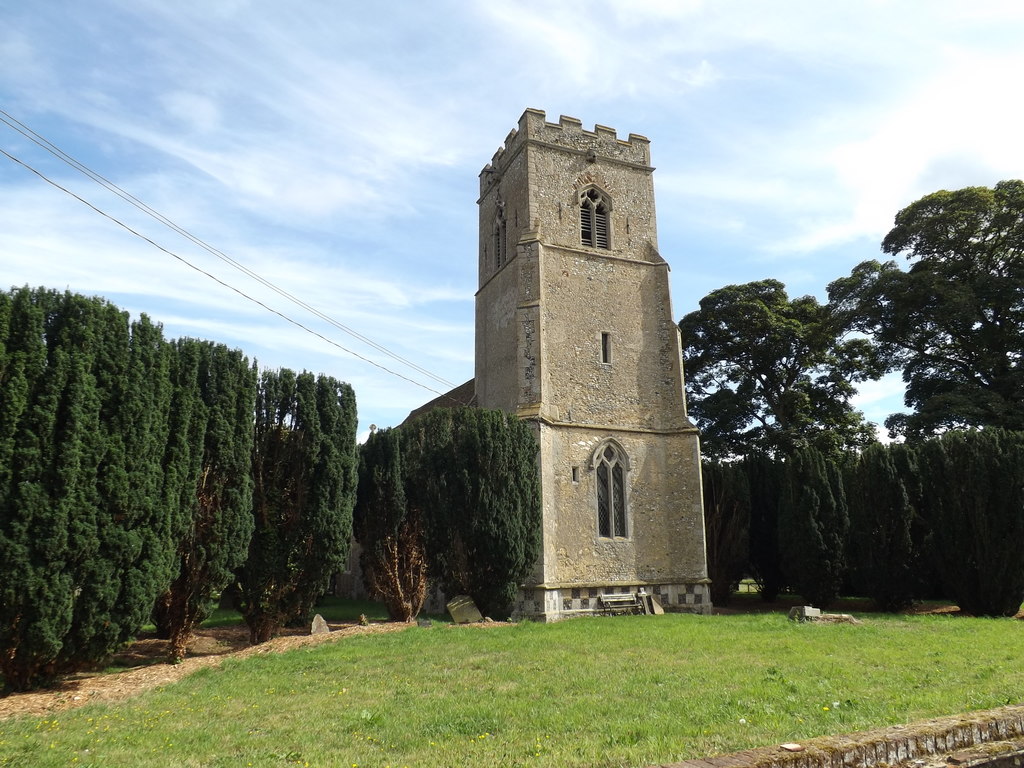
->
left=659, top=705, right=1024, bottom=768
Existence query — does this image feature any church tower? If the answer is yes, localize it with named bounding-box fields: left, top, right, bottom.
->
left=476, top=109, right=710, bottom=620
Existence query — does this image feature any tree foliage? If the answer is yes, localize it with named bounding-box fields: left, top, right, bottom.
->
left=353, top=426, right=426, bottom=622
left=829, top=181, right=1024, bottom=439
left=152, top=340, right=257, bottom=661
left=237, top=369, right=358, bottom=644
left=0, top=287, right=182, bottom=690
left=403, top=407, right=542, bottom=619
left=778, top=446, right=848, bottom=608
left=917, top=429, right=1024, bottom=616
left=679, top=280, right=879, bottom=460
left=741, top=452, right=785, bottom=601
left=701, top=460, right=750, bottom=607
left=844, top=443, right=922, bottom=612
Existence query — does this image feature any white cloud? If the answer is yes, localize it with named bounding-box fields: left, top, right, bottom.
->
left=5, top=0, right=1024, bottom=432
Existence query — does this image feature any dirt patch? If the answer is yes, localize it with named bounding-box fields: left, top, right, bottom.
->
left=0, top=621, right=409, bottom=720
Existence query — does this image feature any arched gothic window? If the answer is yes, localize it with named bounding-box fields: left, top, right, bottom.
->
left=580, top=187, right=610, bottom=249
left=591, top=440, right=629, bottom=538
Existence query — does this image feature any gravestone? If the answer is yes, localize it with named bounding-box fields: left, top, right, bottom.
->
left=788, top=606, right=822, bottom=622
left=310, top=613, right=330, bottom=634
left=447, top=595, right=483, bottom=624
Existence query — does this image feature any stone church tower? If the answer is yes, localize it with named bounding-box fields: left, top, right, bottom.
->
left=475, top=109, right=710, bottom=620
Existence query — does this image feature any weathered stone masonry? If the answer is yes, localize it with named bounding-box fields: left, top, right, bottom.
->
left=411, top=109, right=710, bottom=620
left=463, top=108, right=711, bottom=620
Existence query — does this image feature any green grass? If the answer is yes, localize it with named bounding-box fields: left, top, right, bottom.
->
left=2, top=612, right=1022, bottom=768
left=142, top=597, right=395, bottom=633
left=145, top=597, right=393, bottom=632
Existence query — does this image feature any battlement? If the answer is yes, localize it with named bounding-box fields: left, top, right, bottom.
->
left=480, top=108, right=651, bottom=186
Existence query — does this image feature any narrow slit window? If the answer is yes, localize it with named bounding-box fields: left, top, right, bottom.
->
left=493, top=217, right=507, bottom=268
left=601, top=332, right=612, bottom=364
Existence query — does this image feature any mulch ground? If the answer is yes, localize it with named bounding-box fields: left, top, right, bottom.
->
left=0, top=621, right=409, bottom=720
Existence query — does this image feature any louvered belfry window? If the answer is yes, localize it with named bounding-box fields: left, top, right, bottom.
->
left=596, top=443, right=627, bottom=538
left=580, top=188, right=610, bottom=249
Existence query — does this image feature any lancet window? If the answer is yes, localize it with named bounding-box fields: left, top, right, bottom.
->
left=592, top=440, right=629, bottom=538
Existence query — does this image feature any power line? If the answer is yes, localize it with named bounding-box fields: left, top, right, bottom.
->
left=0, top=109, right=457, bottom=390
left=0, top=144, right=456, bottom=400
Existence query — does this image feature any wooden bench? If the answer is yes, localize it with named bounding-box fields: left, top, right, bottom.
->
left=599, top=593, right=641, bottom=613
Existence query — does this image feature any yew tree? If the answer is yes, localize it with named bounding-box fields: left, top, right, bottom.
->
left=701, top=460, right=750, bottom=607
left=152, top=339, right=257, bottom=661
left=742, top=452, right=786, bottom=601
left=917, top=429, right=1024, bottom=616
left=778, top=446, right=848, bottom=608
left=844, top=443, right=922, bottom=612
left=404, top=407, right=542, bottom=619
left=353, top=426, right=427, bottom=621
left=237, top=369, right=358, bottom=644
left=0, top=287, right=182, bottom=690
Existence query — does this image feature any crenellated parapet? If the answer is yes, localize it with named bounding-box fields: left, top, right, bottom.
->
left=480, top=108, right=651, bottom=194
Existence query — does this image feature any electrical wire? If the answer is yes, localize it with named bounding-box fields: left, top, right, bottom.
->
left=0, top=109, right=457, bottom=390
left=0, top=144, right=456, bottom=400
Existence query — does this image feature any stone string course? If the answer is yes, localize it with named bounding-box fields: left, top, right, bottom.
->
left=662, top=706, right=1024, bottom=768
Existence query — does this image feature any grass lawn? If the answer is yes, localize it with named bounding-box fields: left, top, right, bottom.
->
left=1, top=610, right=1021, bottom=768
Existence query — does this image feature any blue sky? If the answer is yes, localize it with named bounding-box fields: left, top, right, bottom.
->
left=3, top=1, right=1024, bottom=439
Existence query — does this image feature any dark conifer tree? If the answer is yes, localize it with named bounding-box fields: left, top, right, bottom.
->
left=743, top=452, right=785, bottom=601
left=0, top=287, right=72, bottom=690
left=778, top=446, right=849, bottom=608
left=57, top=306, right=181, bottom=671
left=0, top=288, right=182, bottom=690
left=919, top=429, right=1024, bottom=616
left=353, top=426, right=426, bottom=621
left=702, top=460, right=751, bottom=606
left=237, top=369, right=357, bottom=644
left=152, top=340, right=257, bottom=660
left=845, top=443, right=920, bottom=611
left=405, top=407, right=542, bottom=619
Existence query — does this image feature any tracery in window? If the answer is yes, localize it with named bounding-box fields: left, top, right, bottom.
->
left=580, top=187, right=610, bottom=249
left=592, top=440, right=629, bottom=538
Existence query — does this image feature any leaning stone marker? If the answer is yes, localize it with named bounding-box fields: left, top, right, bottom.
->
left=788, top=606, right=862, bottom=624
left=649, top=594, right=665, bottom=615
left=788, top=605, right=822, bottom=622
left=310, top=613, right=330, bottom=634
left=447, top=595, right=483, bottom=624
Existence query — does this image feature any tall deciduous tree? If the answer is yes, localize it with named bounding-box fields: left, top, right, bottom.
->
left=918, top=429, right=1024, bottom=616
left=679, top=280, right=879, bottom=460
left=152, top=340, right=257, bottom=661
left=778, top=446, right=848, bottom=608
left=404, top=407, right=542, bottom=619
left=701, top=460, right=750, bottom=606
left=828, top=181, right=1024, bottom=439
left=353, top=426, right=426, bottom=622
left=237, top=369, right=357, bottom=644
left=0, top=288, right=182, bottom=690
